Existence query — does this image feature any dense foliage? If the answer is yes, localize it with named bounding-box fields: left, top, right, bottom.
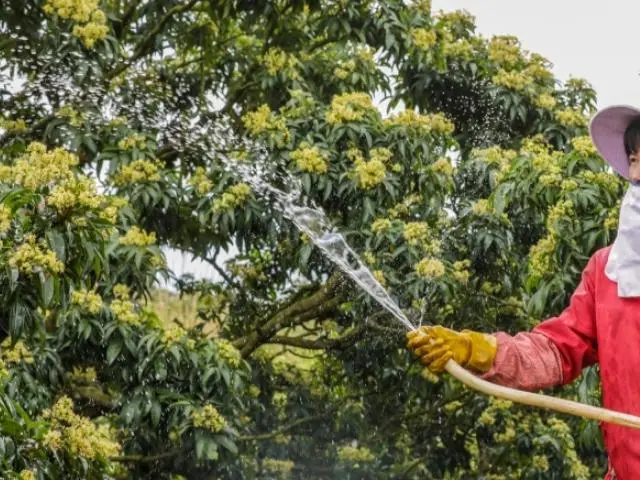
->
left=0, top=0, right=621, bottom=478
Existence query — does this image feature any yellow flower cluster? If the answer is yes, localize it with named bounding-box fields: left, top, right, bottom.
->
left=442, top=39, right=474, bottom=60
left=326, top=92, right=376, bottom=125
left=44, top=0, right=109, bottom=49
left=337, top=445, right=375, bottom=463
left=191, top=404, right=226, bottom=432
left=262, top=458, right=295, bottom=475
left=43, top=0, right=97, bottom=22
left=242, top=105, right=289, bottom=143
left=261, top=48, right=298, bottom=77
left=110, top=284, right=140, bottom=325
left=369, top=220, right=392, bottom=238
left=119, top=226, right=156, bottom=247
left=473, top=146, right=517, bottom=173
left=72, top=12, right=108, bottom=48
left=471, top=199, right=492, bottom=215
left=0, top=205, right=11, bottom=234
left=354, top=158, right=386, bottom=189
left=403, top=222, right=429, bottom=245
left=216, top=338, right=242, bottom=368
left=9, top=235, right=64, bottom=275
left=0, top=118, right=27, bottom=133
left=48, top=177, right=101, bottom=213
left=384, top=110, right=455, bottom=134
left=605, top=201, right=621, bottom=231
left=410, top=0, right=431, bottom=13
left=452, top=259, right=471, bottom=284
left=532, top=152, right=562, bottom=187
left=18, top=471, right=36, bottom=480
left=532, top=455, right=550, bottom=472
left=522, top=135, right=550, bottom=155
left=431, top=157, right=454, bottom=176
left=11, top=142, right=77, bottom=191
left=477, top=397, right=512, bottom=426
left=571, top=136, right=597, bottom=156
left=118, top=133, right=146, bottom=151
left=111, top=159, right=162, bottom=185
left=189, top=167, right=213, bottom=195
left=488, top=36, right=522, bottom=67
left=494, top=424, right=517, bottom=443
left=524, top=66, right=551, bottom=85
left=492, top=70, right=532, bottom=91
left=565, top=77, right=591, bottom=91
left=415, top=257, right=445, bottom=278
left=213, top=183, right=252, bottom=211
left=420, top=367, right=439, bottom=383
left=423, top=238, right=442, bottom=256
left=272, top=391, right=288, bottom=409
left=290, top=146, right=328, bottom=174
left=411, top=28, right=437, bottom=50
left=334, top=59, right=356, bottom=80
left=560, top=179, right=578, bottom=193
left=1, top=338, right=34, bottom=365
left=533, top=93, right=557, bottom=110
left=529, top=234, right=556, bottom=279
left=248, top=385, right=261, bottom=398
left=555, top=109, right=587, bottom=127
left=370, top=147, right=393, bottom=164
left=70, top=366, right=97, bottom=384
left=41, top=396, right=121, bottom=458
left=436, top=9, right=475, bottom=28
left=387, top=194, right=423, bottom=219
left=546, top=200, right=574, bottom=231
left=543, top=418, right=590, bottom=478
left=578, top=170, right=620, bottom=193
left=161, top=325, right=193, bottom=348
left=71, top=289, right=103, bottom=314
left=100, top=196, right=128, bottom=224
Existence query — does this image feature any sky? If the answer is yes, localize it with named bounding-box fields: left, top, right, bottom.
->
left=165, top=0, right=640, bottom=287
left=431, top=0, right=640, bottom=108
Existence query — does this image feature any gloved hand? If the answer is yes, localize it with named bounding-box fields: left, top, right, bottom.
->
left=407, top=325, right=497, bottom=374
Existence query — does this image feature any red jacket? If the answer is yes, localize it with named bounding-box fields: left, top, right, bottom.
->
left=530, top=246, right=637, bottom=479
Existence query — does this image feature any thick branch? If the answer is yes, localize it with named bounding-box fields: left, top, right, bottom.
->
left=238, top=273, right=344, bottom=356
left=267, top=324, right=365, bottom=350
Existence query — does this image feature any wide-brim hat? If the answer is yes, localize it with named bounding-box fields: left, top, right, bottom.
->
left=589, top=105, right=640, bottom=180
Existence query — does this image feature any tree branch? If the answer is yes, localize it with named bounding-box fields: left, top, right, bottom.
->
left=115, top=0, right=144, bottom=40
left=237, top=413, right=327, bottom=442
left=111, top=449, right=181, bottom=463
left=238, top=273, right=344, bottom=356
left=267, top=324, right=365, bottom=350
left=106, top=0, right=200, bottom=80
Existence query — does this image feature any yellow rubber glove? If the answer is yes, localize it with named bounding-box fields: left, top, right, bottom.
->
left=406, top=325, right=497, bottom=374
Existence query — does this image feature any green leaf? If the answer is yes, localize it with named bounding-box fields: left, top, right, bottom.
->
left=106, top=338, right=123, bottom=365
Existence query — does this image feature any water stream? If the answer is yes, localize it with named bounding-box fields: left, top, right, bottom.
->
left=222, top=156, right=417, bottom=332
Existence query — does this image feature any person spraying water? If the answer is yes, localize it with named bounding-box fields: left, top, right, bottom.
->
left=407, top=105, right=640, bottom=480
left=219, top=104, right=640, bottom=480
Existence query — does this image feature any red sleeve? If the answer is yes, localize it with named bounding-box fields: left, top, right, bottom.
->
left=480, top=331, right=563, bottom=390
left=532, top=252, right=599, bottom=385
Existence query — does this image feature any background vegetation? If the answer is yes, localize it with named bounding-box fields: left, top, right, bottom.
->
left=0, top=0, right=620, bottom=478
